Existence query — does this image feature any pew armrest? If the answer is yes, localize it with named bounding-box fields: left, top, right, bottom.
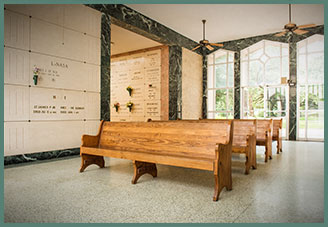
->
left=81, top=134, right=100, bottom=148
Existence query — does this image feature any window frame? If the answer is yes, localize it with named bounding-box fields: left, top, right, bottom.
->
left=207, top=49, right=235, bottom=119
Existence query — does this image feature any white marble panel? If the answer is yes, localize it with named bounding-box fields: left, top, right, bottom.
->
left=4, top=122, right=30, bottom=156
left=145, top=83, right=161, bottom=100
left=145, top=67, right=161, bottom=84
left=4, top=47, right=30, bottom=85
left=30, top=52, right=100, bottom=91
left=5, top=5, right=32, bottom=16
left=86, top=35, right=101, bottom=65
left=4, top=85, right=30, bottom=121
left=145, top=50, right=161, bottom=68
left=128, top=99, right=144, bottom=116
left=28, top=121, right=85, bottom=153
left=144, top=100, right=161, bottom=119
left=129, top=54, right=145, bottom=71
left=64, top=5, right=101, bottom=38
left=110, top=116, right=130, bottom=122
left=29, top=4, right=64, bottom=26
left=130, top=69, right=145, bottom=85
left=113, top=57, right=129, bottom=72
left=84, top=120, right=101, bottom=135
left=110, top=100, right=130, bottom=117
left=6, top=4, right=64, bottom=26
left=86, top=64, right=100, bottom=92
left=30, top=18, right=64, bottom=57
left=30, top=87, right=86, bottom=121
left=4, top=10, right=29, bottom=50
left=128, top=84, right=144, bottom=100
left=85, top=92, right=100, bottom=120
left=110, top=82, right=130, bottom=102
left=62, top=28, right=87, bottom=62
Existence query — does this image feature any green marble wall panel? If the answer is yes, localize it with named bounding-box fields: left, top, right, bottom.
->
left=169, top=46, right=182, bottom=120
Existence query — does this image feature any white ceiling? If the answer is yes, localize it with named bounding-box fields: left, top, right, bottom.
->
left=127, top=4, right=324, bottom=43
left=111, top=24, right=162, bottom=55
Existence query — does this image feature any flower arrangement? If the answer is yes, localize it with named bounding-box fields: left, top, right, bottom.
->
left=126, top=101, right=134, bottom=112
left=32, top=66, right=41, bottom=85
left=126, top=86, right=133, bottom=96
left=113, top=102, right=120, bottom=112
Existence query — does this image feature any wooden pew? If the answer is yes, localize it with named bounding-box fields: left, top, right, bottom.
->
left=256, top=119, right=273, bottom=162
left=80, top=120, right=233, bottom=201
left=155, top=119, right=257, bottom=175
left=198, top=119, right=257, bottom=174
left=272, top=119, right=283, bottom=154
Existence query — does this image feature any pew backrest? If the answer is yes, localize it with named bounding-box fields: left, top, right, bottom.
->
left=96, top=120, right=233, bottom=160
left=256, top=119, right=273, bottom=140
left=273, top=119, right=283, bottom=138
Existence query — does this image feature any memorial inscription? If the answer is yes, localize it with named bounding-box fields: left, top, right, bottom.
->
left=111, top=49, right=162, bottom=122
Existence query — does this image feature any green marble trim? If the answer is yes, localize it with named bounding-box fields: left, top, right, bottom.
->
left=4, top=148, right=80, bottom=166
left=87, top=4, right=201, bottom=54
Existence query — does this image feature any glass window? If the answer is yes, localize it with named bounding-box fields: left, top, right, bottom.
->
left=241, top=40, right=289, bottom=138
left=207, top=49, right=235, bottom=119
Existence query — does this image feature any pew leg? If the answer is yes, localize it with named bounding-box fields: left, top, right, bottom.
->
left=245, top=154, right=250, bottom=175
left=79, top=154, right=105, bottom=172
left=213, top=174, right=223, bottom=201
left=264, top=150, right=268, bottom=163
left=131, top=161, right=157, bottom=184
left=276, top=141, right=280, bottom=154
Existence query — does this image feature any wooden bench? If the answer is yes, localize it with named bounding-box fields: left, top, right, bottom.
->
left=197, top=119, right=257, bottom=174
left=80, top=120, right=234, bottom=201
left=255, top=119, right=273, bottom=162
left=273, top=119, right=283, bottom=154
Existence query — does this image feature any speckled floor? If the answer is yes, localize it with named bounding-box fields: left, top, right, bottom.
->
left=4, top=141, right=324, bottom=223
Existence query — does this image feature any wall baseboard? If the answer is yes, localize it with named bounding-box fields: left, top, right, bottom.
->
left=4, top=148, right=80, bottom=166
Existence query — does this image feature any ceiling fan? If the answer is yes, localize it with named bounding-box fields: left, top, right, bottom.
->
left=192, top=20, right=223, bottom=51
left=274, top=4, right=316, bottom=37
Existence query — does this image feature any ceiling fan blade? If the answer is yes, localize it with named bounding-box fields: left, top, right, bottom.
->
left=209, top=43, right=223, bottom=47
left=297, top=24, right=316, bottom=29
left=294, top=29, right=309, bottom=35
left=192, top=45, right=201, bottom=51
left=274, top=31, right=287, bottom=37
left=206, top=45, right=214, bottom=51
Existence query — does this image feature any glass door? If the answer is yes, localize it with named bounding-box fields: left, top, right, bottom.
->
left=297, top=35, right=324, bottom=141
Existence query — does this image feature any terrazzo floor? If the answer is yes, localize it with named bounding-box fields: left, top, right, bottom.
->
left=4, top=141, right=324, bottom=223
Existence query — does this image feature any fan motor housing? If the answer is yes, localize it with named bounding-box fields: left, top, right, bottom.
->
left=284, top=23, right=297, bottom=30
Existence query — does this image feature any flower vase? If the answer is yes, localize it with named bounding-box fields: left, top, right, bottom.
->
left=128, top=106, right=132, bottom=112
left=33, top=75, right=38, bottom=85
left=115, top=106, right=119, bottom=112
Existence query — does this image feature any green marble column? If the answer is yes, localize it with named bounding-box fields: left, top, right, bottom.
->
left=202, top=54, right=208, bottom=119
left=234, top=52, right=241, bottom=119
left=289, top=41, right=297, bottom=140
left=100, top=14, right=111, bottom=121
left=169, top=46, right=182, bottom=120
